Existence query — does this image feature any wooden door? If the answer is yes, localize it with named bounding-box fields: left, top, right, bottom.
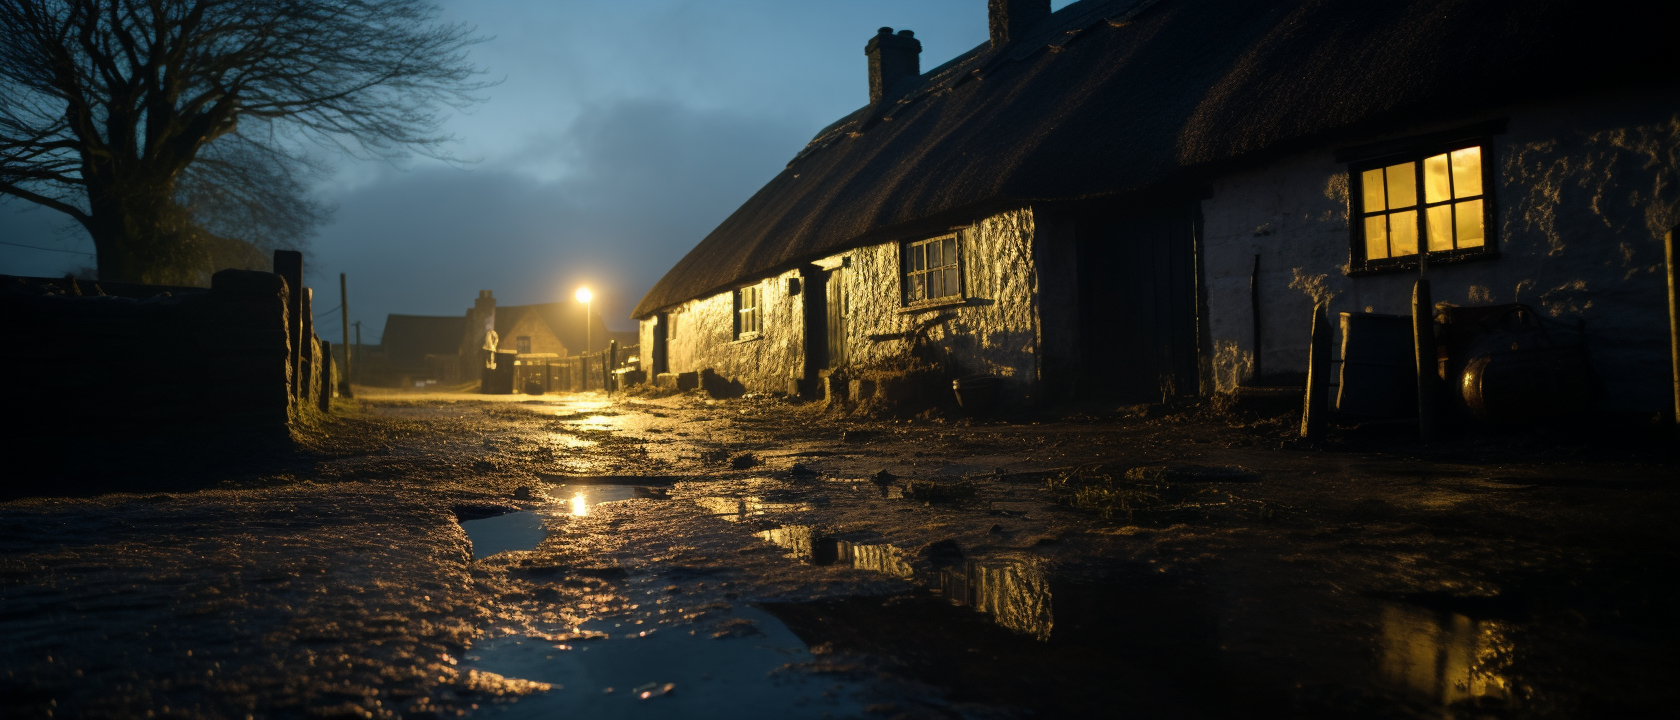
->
left=826, top=267, right=847, bottom=369
left=1076, top=205, right=1201, bottom=402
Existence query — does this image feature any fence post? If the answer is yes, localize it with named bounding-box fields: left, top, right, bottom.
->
left=1300, top=303, right=1332, bottom=440
left=1414, top=278, right=1440, bottom=441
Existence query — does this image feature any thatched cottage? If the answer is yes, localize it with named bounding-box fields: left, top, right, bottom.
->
left=634, top=0, right=1677, bottom=413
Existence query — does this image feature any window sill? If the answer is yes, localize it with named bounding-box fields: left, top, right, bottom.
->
left=1347, top=248, right=1498, bottom=276
left=730, top=333, right=762, bottom=344
left=898, top=297, right=971, bottom=314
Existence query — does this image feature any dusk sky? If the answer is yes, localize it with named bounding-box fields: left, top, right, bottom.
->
left=0, top=1, right=1072, bottom=342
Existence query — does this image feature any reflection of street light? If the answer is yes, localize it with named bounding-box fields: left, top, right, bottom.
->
left=574, top=287, right=593, bottom=354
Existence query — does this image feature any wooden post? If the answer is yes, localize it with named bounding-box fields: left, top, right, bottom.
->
left=605, top=340, right=617, bottom=395
left=273, top=250, right=303, bottom=400
left=1667, top=226, right=1680, bottom=435
left=1413, top=278, right=1441, bottom=441
left=1250, top=254, right=1263, bottom=383
left=339, top=273, right=353, bottom=399
left=300, top=288, right=314, bottom=402
left=318, top=341, right=333, bottom=412
left=1300, top=303, right=1332, bottom=439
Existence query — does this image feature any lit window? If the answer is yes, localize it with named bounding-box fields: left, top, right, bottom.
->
left=516, top=336, right=531, bottom=354
left=904, top=233, right=961, bottom=304
left=734, top=284, right=761, bottom=339
left=1351, top=143, right=1492, bottom=271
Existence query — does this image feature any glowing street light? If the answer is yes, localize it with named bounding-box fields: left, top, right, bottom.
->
left=574, top=286, right=593, bottom=354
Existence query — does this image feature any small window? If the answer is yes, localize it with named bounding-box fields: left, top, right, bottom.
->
left=904, top=233, right=962, bottom=305
left=1351, top=143, right=1493, bottom=272
left=734, top=284, right=762, bottom=339
left=516, top=336, right=531, bottom=354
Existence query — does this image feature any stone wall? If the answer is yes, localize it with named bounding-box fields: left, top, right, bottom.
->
left=1201, top=88, right=1680, bottom=412
left=647, top=207, right=1046, bottom=403
left=1, top=269, right=313, bottom=432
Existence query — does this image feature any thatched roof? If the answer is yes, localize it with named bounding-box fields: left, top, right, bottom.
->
left=634, top=0, right=1675, bottom=318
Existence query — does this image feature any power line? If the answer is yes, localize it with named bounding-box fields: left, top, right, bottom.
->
left=314, top=303, right=341, bottom=318
left=0, top=240, right=95, bottom=256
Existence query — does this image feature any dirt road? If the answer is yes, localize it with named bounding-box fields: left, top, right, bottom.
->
left=3, top=391, right=1676, bottom=718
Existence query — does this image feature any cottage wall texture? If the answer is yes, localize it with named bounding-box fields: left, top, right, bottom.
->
left=643, top=208, right=1045, bottom=402
left=1202, top=89, right=1680, bottom=411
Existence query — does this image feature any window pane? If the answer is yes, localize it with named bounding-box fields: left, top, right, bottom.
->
left=911, top=245, right=924, bottom=272
left=942, top=238, right=957, bottom=267
left=1385, top=162, right=1416, bottom=208
left=1426, top=204, right=1454, bottom=252
left=1364, top=216, right=1389, bottom=259
left=942, top=267, right=959, bottom=297
left=1451, top=147, right=1482, bottom=198
left=1361, top=169, right=1386, bottom=212
left=1455, top=199, right=1485, bottom=247
left=929, top=240, right=943, bottom=268
left=909, top=274, right=924, bottom=301
left=930, top=270, right=944, bottom=298
left=1390, top=210, right=1419, bottom=256
left=1424, top=153, right=1451, bottom=203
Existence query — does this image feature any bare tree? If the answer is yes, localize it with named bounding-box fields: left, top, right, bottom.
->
left=0, top=0, right=487, bottom=284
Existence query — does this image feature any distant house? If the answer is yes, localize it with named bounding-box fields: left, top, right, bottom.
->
left=635, top=0, right=1677, bottom=413
left=375, top=290, right=622, bottom=387
left=380, top=314, right=466, bottom=384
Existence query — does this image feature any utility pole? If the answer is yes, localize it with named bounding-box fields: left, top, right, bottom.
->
left=339, top=273, right=354, bottom=398
left=353, top=321, right=363, bottom=385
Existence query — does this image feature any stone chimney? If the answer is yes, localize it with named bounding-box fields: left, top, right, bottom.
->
left=865, top=27, right=921, bottom=104
left=988, top=0, right=1051, bottom=47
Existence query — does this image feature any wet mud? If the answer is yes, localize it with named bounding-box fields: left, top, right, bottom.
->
left=2, top=390, right=1676, bottom=718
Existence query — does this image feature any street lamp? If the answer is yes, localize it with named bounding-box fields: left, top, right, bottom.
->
left=574, top=286, right=593, bottom=354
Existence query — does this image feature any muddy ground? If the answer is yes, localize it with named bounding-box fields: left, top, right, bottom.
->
left=2, top=390, right=1677, bottom=719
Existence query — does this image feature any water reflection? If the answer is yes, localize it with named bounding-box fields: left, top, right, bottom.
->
left=461, top=511, right=547, bottom=559
left=1378, top=603, right=1511, bottom=710
left=468, top=605, right=869, bottom=719
left=554, top=484, right=640, bottom=517
left=940, top=559, right=1053, bottom=641
left=695, top=495, right=824, bottom=522
left=754, top=525, right=916, bottom=580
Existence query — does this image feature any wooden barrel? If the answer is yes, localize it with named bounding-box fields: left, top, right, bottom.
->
left=1335, top=312, right=1417, bottom=418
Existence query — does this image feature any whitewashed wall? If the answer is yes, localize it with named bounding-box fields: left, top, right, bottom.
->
left=1201, top=89, right=1680, bottom=411
left=641, top=207, right=1047, bottom=402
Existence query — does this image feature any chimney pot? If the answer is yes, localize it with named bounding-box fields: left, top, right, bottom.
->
left=865, top=26, right=922, bottom=104
left=988, top=0, right=1051, bottom=47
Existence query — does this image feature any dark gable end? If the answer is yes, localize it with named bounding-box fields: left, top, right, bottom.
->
left=633, top=0, right=1676, bottom=319
left=382, top=314, right=467, bottom=370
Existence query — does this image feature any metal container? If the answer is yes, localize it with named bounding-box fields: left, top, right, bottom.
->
left=1335, top=312, right=1417, bottom=418
left=1459, top=308, right=1598, bottom=423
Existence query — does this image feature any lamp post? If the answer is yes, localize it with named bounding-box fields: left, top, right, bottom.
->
left=575, top=287, right=593, bottom=355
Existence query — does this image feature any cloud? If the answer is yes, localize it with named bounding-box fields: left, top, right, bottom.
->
left=310, top=98, right=811, bottom=340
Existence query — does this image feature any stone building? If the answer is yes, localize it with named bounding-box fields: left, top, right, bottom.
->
left=634, top=0, right=1677, bottom=412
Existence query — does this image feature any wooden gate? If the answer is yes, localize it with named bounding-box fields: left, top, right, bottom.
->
left=1075, top=205, right=1201, bottom=402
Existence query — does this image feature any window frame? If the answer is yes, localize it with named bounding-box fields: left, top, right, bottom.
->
left=733, top=283, right=762, bottom=340
left=1346, top=137, right=1498, bottom=275
left=515, top=336, right=532, bottom=354
left=900, top=231, right=966, bottom=308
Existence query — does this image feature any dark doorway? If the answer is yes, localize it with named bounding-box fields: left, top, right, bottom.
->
left=825, top=266, right=848, bottom=370
left=1075, top=205, right=1201, bottom=403
left=651, top=312, right=669, bottom=376
left=800, top=266, right=828, bottom=396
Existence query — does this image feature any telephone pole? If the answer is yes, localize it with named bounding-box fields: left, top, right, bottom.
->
left=353, top=321, right=363, bottom=386
left=339, top=273, right=354, bottom=398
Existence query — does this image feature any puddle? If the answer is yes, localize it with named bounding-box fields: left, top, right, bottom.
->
left=756, top=525, right=916, bottom=580
left=939, top=558, right=1053, bottom=641
left=553, top=484, right=643, bottom=517
left=468, top=605, right=870, bottom=719
left=461, top=511, right=548, bottom=559
left=548, top=433, right=598, bottom=449
left=695, top=494, right=826, bottom=522
left=1378, top=602, right=1512, bottom=708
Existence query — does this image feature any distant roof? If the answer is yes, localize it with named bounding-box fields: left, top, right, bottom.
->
left=381, top=314, right=465, bottom=369
left=634, top=0, right=1675, bottom=317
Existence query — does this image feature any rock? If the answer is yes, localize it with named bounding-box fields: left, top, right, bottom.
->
left=872, top=469, right=897, bottom=485
left=729, top=452, right=759, bottom=470
left=512, top=486, right=533, bottom=500
left=788, top=463, right=818, bottom=477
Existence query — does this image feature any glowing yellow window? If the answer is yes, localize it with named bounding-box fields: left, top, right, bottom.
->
left=1353, top=144, right=1490, bottom=267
